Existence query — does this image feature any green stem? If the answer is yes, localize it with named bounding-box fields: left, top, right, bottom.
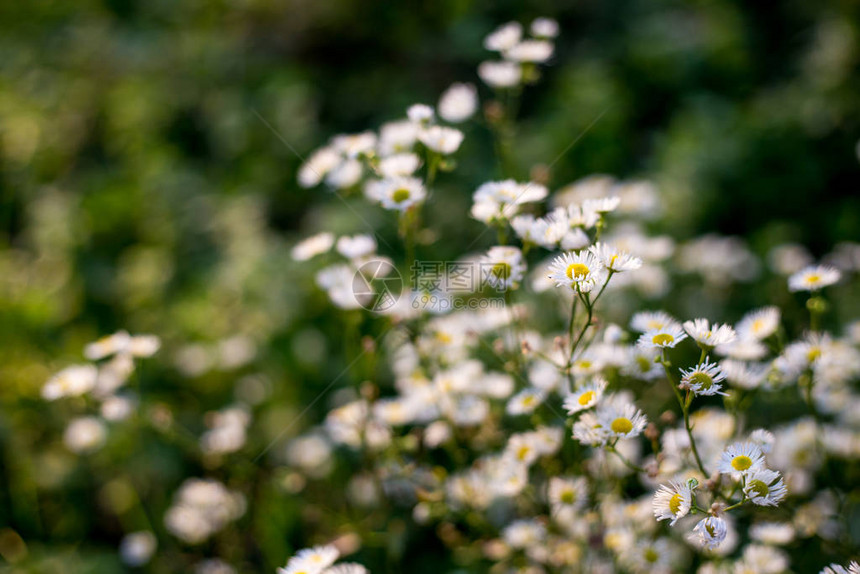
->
left=568, top=291, right=593, bottom=364
left=662, top=350, right=709, bottom=478
left=606, top=444, right=646, bottom=473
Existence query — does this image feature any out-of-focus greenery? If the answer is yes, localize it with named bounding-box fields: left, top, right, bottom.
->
left=0, top=0, right=859, bottom=572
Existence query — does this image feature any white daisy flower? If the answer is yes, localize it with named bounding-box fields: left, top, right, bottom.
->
left=595, top=401, right=647, bottom=440
left=749, top=521, right=794, bottom=545
left=473, top=179, right=548, bottom=208
left=571, top=411, right=606, bottom=446
left=589, top=242, right=643, bottom=273
left=717, top=442, right=766, bottom=476
left=504, top=432, right=543, bottom=465
left=719, top=360, right=769, bottom=390
left=560, top=227, right=591, bottom=250
left=482, top=246, right=526, bottom=290
left=562, top=377, right=607, bottom=414
left=484, top=22, right=523, bottom=52
left=323, top=565, right=369, bottom=574
left=566, top=203, right=600, bottom=229
left=736, top=543, right=789, bottom=573
left=437, top=83, right=478, bottom=123
left=378, top=120, right=419, bottom=155
left=506, top=387, right=545, bottom=415
left=743, top=468, right=788, bottom=506
left=291, top=232, right=335, bottom=261
left=637, top=324, right=688, bottom=349
left=42, top=365, right=98, bottom=400
left=336, top=234, right=376, bottom=260
left=505, top=40, right=554, bottom=63
left=680, top=358, right=729, bottom=396
left=547, top=251, right=605, bottom=290
left=378, top=152, right=421, bottom=177
left=530, top=17, right=559, bottom=38
left=406, top=104, right=434, bottom=124
left=683, top=318, right=737, bottom=348
left=332, top=132, right=376, bottom=159
left=548, top=476, right=588, bottom=511
left=583, top=196, right=621, bottom=214
left=736, top=306, right=781, bottom=341
left=324, top=159, right=362, bottom=189
left=502, top=518, right=546, bottom=549
left=623, top=346, right=663, bottom=381
left=288, top=545, right=340, bottom=572
left=520, top=209, right=569, bottom=249
left=366, top=177, right=426, bottom=211
left=510, top=214, right=537, bottom=242
left=630, top=310, right=680, bottom=333
left=418, top=126, right=464, bottom=154
left=749, top=429, right=775, bottom=453
left=478, top=60, right=521, bottom=88
left=652, top=480, right=694, bottom=526
left=820, top=561, right=860, bottom=574
left=788, top=264, right=841, bottom=292
left=298, top=147, right=341, bottom=188
left=692, top=516, right=728, bottom=550
left=64, top=416, right=108, bottom=454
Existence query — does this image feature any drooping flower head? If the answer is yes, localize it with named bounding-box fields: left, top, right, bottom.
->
left=652, top=480, right=695, bottom=526
left=743, top=468, right=788, bottom=506
left=693, top=516, right=728, bottom=550
left=680, top=358, right=729, bottom=397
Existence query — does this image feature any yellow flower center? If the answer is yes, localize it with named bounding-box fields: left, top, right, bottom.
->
left=752, top=319, right=764, bottom=334
left=807, top=347, right=821, bottom=362
left=689, top=372, right=713, bottom=390
left=652, top=333, right=674, bottom=346
left=669, top=493, right=683, bottom=515
left=521, top=395, right=536, bottom=407
left=731, top=455, right=753, bottom=471
left=636, top=356, right=652, bottom=372
left=748, top=479, right=769, bottom=498
left=491, top=262, right=512, bottom=281
left=516, top=445, right=531, bottom=460
left=610, top=417, right=633, bottom=434
left=578, top=391, right=596, bottom=406
left=575, top=360, right=592, bottom=369
left=806, top=273, right=821, bottom=284
left=566, top=262, right=590, bottom=279
left=392, top=188, right=411, bottom=203
left=643, top=547, right=659, bottom=563
left=560, top=490, right=576, bottom=504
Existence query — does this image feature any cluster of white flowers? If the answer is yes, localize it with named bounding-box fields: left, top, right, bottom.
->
left=200, top=404, right=251, bottom=455
left=479, top=19, right=558, bottom=88
left=297, top=92, right=470, bottom=196
left=41, top=330, right=159, bottom=453
left=286, top=19, right=860, bottom=572
left=164, top=478, right=246, bottom=544
left=36, top=16, right=860, bottom=574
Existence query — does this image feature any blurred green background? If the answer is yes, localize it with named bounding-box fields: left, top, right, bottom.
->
left=1, top=0, right=859, bottom=572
